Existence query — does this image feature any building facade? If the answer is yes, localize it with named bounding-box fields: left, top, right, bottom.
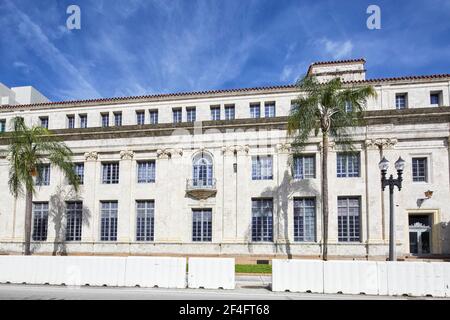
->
left=0, top=59, right=450, bottom=261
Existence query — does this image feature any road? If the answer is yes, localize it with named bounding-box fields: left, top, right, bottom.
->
left=0, top=283, right=444, bottom=300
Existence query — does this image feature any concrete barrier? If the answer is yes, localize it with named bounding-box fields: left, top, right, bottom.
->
left=386, top=261, right=449, bottom=297
left=272, top=259, right=323, bottom=293
left=272, top=259, right=450, bottom=297
left=188, top=258, right=235, bottom=289
left=125, top=257, right=186, bottom=289
left=324, top=261, right=378, bottom=295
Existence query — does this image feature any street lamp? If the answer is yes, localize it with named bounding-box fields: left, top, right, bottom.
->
left=379, top=156, right=405, bottom=261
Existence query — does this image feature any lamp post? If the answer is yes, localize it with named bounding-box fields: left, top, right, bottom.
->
left=378, top=156, right=406, bottom=261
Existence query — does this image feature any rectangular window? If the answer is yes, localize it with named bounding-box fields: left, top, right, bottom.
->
left=252, top=199, right=273, bottom=242
left=0, top=119, right=6, bottom=132
left=67, top=115, right=75, bottom=129
left=294, top=198, right=316, bottom=242
left=264, top=102, right=276, bottom=118
left=345, top=101, right=353, bottom=112
left=136, top=200, right=154, bottom=241
left=395, top=93, right=407, bottom=110
left=79, top=114, right=88, bottom=128
left=100, top=201, right=118, bottom=241
left=252, top=156, right=273, bottom=180
left=290, top=100, right=300, bottom=114
left=337, top=153, right=360, bottom=178
left=338, top=197, right=361, bottom=242
left=149, top=110, right=158, bottom=124
left=186, top=107, right=196, bottom=122
left=101, top=113, right=109, bottom=127
left=66, top=201, right=82, bottom=241
left=211, top=106, right=221, bottom=121
left=430, top=92, right=441, bottom=106
left=173, top=108, right=182, bottom=123
left=225, top=105, right=235, bottom=120
left=114, top=112, right=122, bottom=126
left=36, top=164, right=50, bottom=186
left=293, top=155, right=315, bottom=179
left=250, top=103, right=261, bottom=118
left=412, top=157, right=428, bottom=182
left=136, top=111, right=145, bottom=125
left=40, top=117, right=49, bottom=129
left=74, top=163, right=84, bottom=185
left=102, top=162, right=119, bottom=184
left=192, top=209, right=212, bottom=242
left=137, top=161, right=156, bottom=183
left=32, top=202, right=48, bottom=241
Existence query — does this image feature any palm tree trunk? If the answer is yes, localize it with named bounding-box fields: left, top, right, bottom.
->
left=322, top=132, right=329, bottom=261
left=24, top=188, right=33, bottom=255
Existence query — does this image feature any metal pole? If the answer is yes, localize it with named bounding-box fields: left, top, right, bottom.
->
left=389, top=184, right=396, bottom=261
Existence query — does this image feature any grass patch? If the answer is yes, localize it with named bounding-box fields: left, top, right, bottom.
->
left=235, top=264, right=272, bottom=274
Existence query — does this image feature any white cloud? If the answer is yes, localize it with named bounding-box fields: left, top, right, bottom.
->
left=319, top=38, right=353, bottom=60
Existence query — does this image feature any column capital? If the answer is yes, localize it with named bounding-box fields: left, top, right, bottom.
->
left=365, top=138, right=397, bottom=150
left=221, top=145, right=249, bottom=156
left=157, top=148, right=183, bottom=159
left=275, top=143, right=291, bottom=154
left=84, top=151, right=98, bottom=161
left=120, top=150, right=134, bottom=160
left=318, top=141, right=336, bottom=152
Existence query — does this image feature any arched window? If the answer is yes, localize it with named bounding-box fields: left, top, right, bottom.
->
left=193, top=152, right=213, bottom=187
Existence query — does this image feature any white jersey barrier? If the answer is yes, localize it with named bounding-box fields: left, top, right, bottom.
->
left=272, top=259, right=450, bottom=297
left=125, top=256, right=186, bottom=289
left=188, top=258, right=235, bottom=289
left=272, top=259, right=323, bottom=293
left=0, top=256, right=186, bottom=288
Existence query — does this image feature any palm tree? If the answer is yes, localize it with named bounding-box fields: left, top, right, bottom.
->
left=6, top=117, right=79, bottom=255
left=288, top=76, right=376, bottom=260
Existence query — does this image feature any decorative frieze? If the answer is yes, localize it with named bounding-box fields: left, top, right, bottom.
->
left=84, top=151, right=98, bottom=161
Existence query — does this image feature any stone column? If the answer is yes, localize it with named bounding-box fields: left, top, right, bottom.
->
left=117, top=150, right=134, bottom=242
left=274, top=143, right=291, bottom=243
left=82, top=151, right=98, bottom=242
left=235, top=145, right=250, bottom=242
left=221, top=146, right=238, bottom=242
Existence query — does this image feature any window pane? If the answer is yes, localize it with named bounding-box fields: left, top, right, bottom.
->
left=192, top=209, right=212, bottom=242
left=338, top=197, right=360, bottom=242
left=136, top=111, right=145, bottom=125
left=251, top=199, right=273, bottom=242
left=293, top=155, right=315, bottom=179
left=264, top=102, right=276, bottom=117
left=211, top=107, right=220, bottom=120
left=136, top=200, right=154, bottom=241
left=137, top=161, right=156, bottom=183
left=66, top=201, right=82, bottom=241
left=250, top=103, right=260, bottom=118
left=252, top=156, right=273, bottom=180
left=149, top=110, right=158, bottom=124
left=294, top=198, right=316, bottom=242
left=337, top=153, right=360, bottom=178
left=102, top=163, right=119, bottom=184
left=32, top=202, right=49, bottom=241
left=225, top=105, right=235, bottom=120
left=36, top=164, right=50, bottom=186
left=412, top=158, right=427, bottom=182
left=100, top=201, right=118, bottom=241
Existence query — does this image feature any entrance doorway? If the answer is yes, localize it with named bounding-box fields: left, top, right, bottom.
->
left=408, top=215, right=431, bottom=255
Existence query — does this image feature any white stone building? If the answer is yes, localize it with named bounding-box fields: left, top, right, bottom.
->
left=0, top=59, right=449, bottom=262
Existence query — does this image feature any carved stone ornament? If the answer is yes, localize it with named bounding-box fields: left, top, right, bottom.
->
left=84, top=151, right=98, bottom=161
left=120, top=150, right=134, bottom=160
left=365, top=138, right=398, bottom=150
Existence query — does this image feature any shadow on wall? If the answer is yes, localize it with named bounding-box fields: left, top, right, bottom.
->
left=244, top=167, right=320, bottom=258
left=47, top=185, right=91, bottom=256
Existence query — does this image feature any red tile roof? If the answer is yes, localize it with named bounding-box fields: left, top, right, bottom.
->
left=307, top=58, right=366, bottom=75
left=1, top=73, right=449, bottom=110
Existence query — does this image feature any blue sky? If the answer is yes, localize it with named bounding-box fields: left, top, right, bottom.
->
left=0, top=0, right=449, bottom=102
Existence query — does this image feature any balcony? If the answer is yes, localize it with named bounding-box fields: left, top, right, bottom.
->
left=186, top=178, right=217, bottom=200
